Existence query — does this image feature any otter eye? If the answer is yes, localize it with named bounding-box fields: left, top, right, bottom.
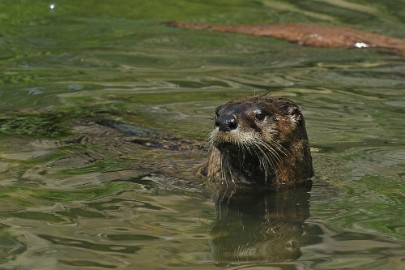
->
left=254, top=110, right=266, bottom=121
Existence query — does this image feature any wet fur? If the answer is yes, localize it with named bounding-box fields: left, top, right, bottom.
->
left=206, top=96, right=313, bottom=189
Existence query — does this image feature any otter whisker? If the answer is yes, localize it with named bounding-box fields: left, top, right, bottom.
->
left=206, top=136, right=214, bottom=151
left=219, top=152, right=225, bottom=184
left=256, top=141, right=282, bottom=166
left=226, top=157, right=236, bottom=184
left=217, top=146, right=228, bottom=185
left=259, top=139, right=286, bottom=162
left=258, top=144, right=278, bottom=168
left=254, top=142, right=276, bottom=171
left=269, top=140, right=290, bottom=157
left=250, top=145, right=270, bottom=182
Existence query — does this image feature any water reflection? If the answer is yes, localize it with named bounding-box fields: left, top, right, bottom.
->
left=209, top=186, right=311, bottom=264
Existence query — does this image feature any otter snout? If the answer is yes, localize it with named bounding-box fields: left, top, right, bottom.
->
left=215, top=115, right=237, bottom=132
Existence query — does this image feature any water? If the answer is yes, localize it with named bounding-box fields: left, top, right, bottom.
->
left=1, top=1, right=405, bottom=269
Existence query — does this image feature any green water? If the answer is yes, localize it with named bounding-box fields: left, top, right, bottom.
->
left=1, top=1, right=405, bottom=269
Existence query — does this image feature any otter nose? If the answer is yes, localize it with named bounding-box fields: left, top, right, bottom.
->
left=215, top=115, right=238, bottom=131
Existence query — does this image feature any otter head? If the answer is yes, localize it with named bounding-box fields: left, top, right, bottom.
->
left=207, top=96, right=313, bottom=187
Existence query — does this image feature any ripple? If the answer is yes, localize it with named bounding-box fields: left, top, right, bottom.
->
left=0, top=1, right=405, bottom=269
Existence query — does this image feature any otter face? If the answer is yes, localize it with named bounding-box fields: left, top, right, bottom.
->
left=210, top=97, right=304, bottom=150
left=207, top=96, right=310, bottom=185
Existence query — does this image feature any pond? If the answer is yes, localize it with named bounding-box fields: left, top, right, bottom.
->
left=0, top=0, right=404, bottom=269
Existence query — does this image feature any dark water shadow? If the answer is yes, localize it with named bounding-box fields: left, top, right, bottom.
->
left=209, top=186, right=311, bottom=265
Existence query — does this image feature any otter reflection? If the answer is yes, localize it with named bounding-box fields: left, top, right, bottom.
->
left=209, top=185, right=311, bottom=263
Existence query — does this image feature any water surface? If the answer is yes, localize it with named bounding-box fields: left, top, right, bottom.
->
left=0, top=1, right=404, bottom=269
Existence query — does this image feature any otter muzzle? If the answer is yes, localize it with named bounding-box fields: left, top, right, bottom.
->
left=215, top=115, right=237, bottom=132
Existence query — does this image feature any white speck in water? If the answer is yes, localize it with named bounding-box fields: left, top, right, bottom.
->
left=354, top=42, right=369, bottom=48
left=49, top=3, right=56, bottom=11
left=28, top=87, right=43, bottom=95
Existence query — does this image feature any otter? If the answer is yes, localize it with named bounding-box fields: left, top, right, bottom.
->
left=206, top=96, right=313, bottom=189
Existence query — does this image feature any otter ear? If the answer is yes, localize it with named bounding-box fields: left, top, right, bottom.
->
left=283, top=105, right=303, bottom=123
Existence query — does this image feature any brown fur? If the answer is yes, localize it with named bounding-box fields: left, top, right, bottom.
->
left=206, top=96, right=313, bottom=190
